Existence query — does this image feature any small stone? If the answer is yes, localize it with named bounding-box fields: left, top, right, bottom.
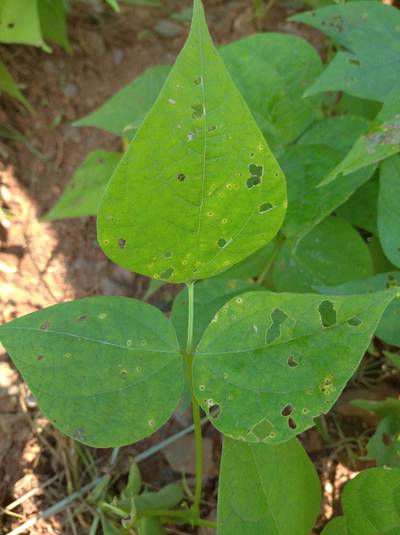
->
left=63, top=83, right=78, bottom=99
left=112, top=49, right=124, bottom=65
left=154, top=19, right=182, bottom=38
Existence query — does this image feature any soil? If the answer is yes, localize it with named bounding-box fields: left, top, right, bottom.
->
left=0, top=1, right=399, bottom=534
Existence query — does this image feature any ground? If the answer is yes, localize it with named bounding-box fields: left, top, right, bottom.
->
left=0, top=1, right=399, bottom=534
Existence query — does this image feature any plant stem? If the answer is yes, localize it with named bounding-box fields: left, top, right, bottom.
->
left=184, top=281, right=203, bottom=518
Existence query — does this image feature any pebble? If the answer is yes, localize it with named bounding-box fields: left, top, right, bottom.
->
left=154, top=19, right=182, bottom=38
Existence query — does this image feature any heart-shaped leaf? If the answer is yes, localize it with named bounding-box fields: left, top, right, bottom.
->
left=218, top=437, right=320, bottom=535
left=193, top=289, right=395, bottom=444
left=0, top=297, right=183, bottom=447
left=321, top=467, right=400, bottom=535
left=97, top=0, right=286, bottom=283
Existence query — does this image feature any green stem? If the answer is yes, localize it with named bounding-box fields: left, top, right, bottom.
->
left=184, top=281, right=203, bottom=517
left=141, top=509, right=216, bottom=528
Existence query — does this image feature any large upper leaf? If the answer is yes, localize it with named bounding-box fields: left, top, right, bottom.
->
left=378, top=155, right=400, bottom=268
left=290, top=2, right=400, bottom=102
left=97, top=0, right=286, bottom=283
left=272, top=216, right=373, bottom=293
left=0, top=0, right=49, bottom=51
left=0, top=297, right=183, bottom=447
left=318, top=271, right=400, bottom=347
left=44, top=150, right=122, bottom=221
left=218, top=437, right=321, bottom=535
left=75, top=33, right=322, bottom=149
left=193, top=289, right=395, bottom=444
left=321, top=467, right=400, bottom=535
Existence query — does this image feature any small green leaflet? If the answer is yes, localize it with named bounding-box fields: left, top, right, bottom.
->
left=321, top=89, right=400, bottom=185
left=352, top=398, right=400, bottom=467
left=38, top=0, right=70, bottom=52
left=97, top=0, right=286, bottom=283
left=0, top=297, right=183, bottom=447
left=378, top=155, right=400, bottom=268
left=171, top=278, right=261, bottom=350
left=321, top=467, right=400, bottom=535
left=318, top=271, right=400, bottom=347
left=73, top=65, right=171, bottom=138
left=290, top=2, right=400, bottom=102
left=75, top=33, right=322, bottom=149
left=335, top=177, right=378, bottom=234
left=193, top=289, right=395, bottom=444
left=0, top=0, right=49, bottom=51
left=44, top=151, right=122, bottom=220
left=272, top=216, right=373, bottom=293
left=218, top=437, right=321, bottom=535
left=0, top=59, right=32, bottom=111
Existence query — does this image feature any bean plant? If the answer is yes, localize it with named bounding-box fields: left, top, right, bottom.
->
left=1, top=1, right=400, bottom=533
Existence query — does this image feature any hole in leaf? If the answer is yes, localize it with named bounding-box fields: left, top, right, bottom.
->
left=347, top=316, right=362, bottom=326
left=118, top=238, right=126, bottom=249
left=177, top=173, right=185, bottom=182
left=281, top=404, right=293, bottom=416
left=192, top=104, right=203, bottom=119
left=37, top=355, right=44, bottom=361
left=319, top=300, right=336, bottom=327
left=288, top=417, right=297, bottom=430
left=266, top=309, right=287, bottom=344
left=246, top=176, right=261, bottom=189
left=287, top=355, right=299, bottom=368
left=40, top=320, right=50, bottom=331
left=248, top=164, right=263, bottom=177
left=252, top=419, right=273, bottom=440
left=259, top=203, right=273, bottom=213
left=160, top=267, right=173, bottom=279
left=217, top=238, right=227, bottom=248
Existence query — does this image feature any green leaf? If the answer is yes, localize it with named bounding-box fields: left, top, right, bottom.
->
left=75, top=32, right=322, bottom=149
left=0, top=59, right=32, bottom=111
left=171, top=279, right=261, bottom=350
left=272, top=216, right=373, bottom=293
left=352, top=398, right=400, bottom=467
left=378, top=155, right=400, bottom=268
left=105, top=0, right=120, bottom=12
left=97, top=0, right=286, bottom=283
left=38, top=0, right=70, bottom=52
left=317, top=271, right=400, bottom=347
left=290, top=2, right=400, bottom=102
left=218, top=437, right=321, bottom=535
left=215, top=240, right=276, bottom=281
left=321, top=516, right=348, bottom=535
left=0, top=297, right=183, bottom=447
left=0, top=0, right=49, bottom=51
left=44, top=150, right=122, bottom=221
left=73, top=65, right=171, bottom=138
left=193, top=289, right=395, bottom=443
left=321, top=89, right=400, bottom=185
left=323, top=467, right=400, bottom=535
left=219, top=32, right=322, bottom=148
left=335, top=177, right=378, bottom=234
